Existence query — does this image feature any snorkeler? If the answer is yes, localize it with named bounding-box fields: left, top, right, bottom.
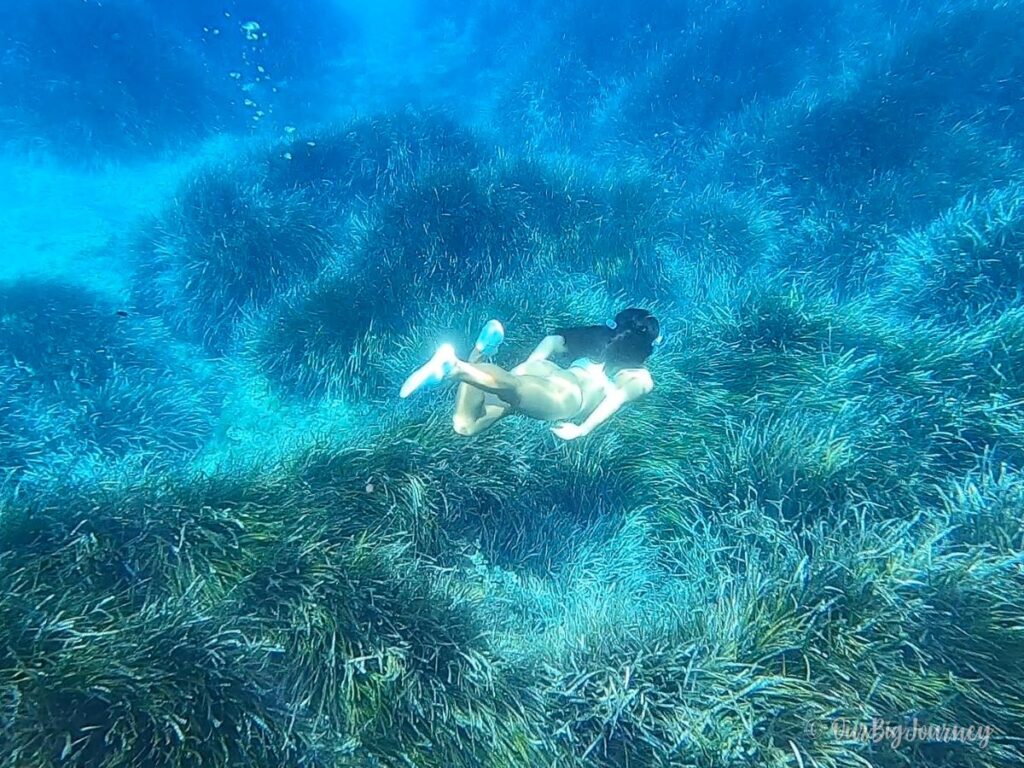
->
left=399, top=308, right=661, bottom=440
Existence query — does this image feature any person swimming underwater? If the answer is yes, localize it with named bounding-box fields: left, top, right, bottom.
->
left=399, top=308, right=661, bottom=440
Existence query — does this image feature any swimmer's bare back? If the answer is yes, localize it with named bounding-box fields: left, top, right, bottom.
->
left=507, top=359, right=588, bottom=421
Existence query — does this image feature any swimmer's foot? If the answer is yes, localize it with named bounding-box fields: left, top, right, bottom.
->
left=400, top=343, right=458, bottom=398
left=473, top=319, right=505, bottom=358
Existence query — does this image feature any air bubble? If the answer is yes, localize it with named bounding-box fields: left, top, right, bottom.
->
left=242, top=20, right=261, bottom=41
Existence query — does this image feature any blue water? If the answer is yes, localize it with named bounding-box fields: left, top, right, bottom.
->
left=1, top=1, right=1022, bottom=765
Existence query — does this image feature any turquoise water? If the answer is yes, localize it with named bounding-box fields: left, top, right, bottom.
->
left=1, top=1, right=1023, bottom=765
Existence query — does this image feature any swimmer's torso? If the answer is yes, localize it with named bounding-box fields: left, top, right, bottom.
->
left=565, top=359, right=611, bottom=418
left=510, top=358, right=610, bottom=420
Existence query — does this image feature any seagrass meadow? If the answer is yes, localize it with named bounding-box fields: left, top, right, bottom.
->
left=2, top=0, right=1024, bottom=766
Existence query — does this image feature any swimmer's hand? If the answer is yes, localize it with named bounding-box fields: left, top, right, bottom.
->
left=551, top=422, right=586, bottom=440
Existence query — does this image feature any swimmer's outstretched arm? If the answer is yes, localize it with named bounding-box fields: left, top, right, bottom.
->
left=552, top=369, right=654, bottom=440
left=527, top=334, right=567, bottom=362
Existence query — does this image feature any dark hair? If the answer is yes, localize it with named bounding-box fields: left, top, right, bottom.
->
left=603, top=307, right=660, bottom=372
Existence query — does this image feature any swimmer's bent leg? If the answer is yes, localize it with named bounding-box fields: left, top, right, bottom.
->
left=453, top=349, right=512, bottom=436
left=449, top=361, right=582, bottom=422
left=450, top=362, right=524, bottom=407
left=454, top=343, right=489, bottom=424
left=452, top=319, right=510, bottom=436
left=453, top=403, right=509, bottom=437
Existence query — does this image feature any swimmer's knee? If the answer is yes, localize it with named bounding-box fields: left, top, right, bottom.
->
left=452, top=415, right=477, bottom=437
